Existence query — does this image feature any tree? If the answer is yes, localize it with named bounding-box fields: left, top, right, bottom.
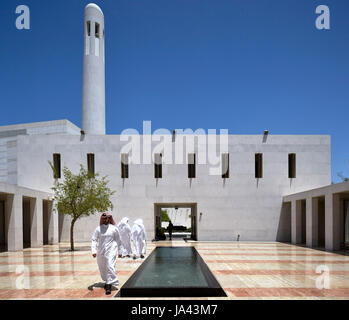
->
left=338, top=172, right=349, bottom=182
left=337, top=160, right=349, bottom=182
left=49, top=163, right=115, bottom=251
left=161, top=210, right=170, bottom=222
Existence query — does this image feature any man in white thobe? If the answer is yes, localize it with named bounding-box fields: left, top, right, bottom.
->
left=91, top=212, right=121, bottom=295
left=131, top=219, right=147, bottom=259
left=117, top=217, right=132, bottom=258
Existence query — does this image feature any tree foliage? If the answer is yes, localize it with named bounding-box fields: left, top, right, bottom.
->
left=338, top=171, right=349, bottom=182
left=49, top=163, right=115, bottom=250
left=161, top=210, right=170, bottom=222
left=336, top=159, right=349, bottom=182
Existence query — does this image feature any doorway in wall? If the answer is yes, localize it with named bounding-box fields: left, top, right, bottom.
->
left=154, top=203, right=197, bottom=241
left=318, top=197, right=325, bottom=248
left=0, top=200, right=5, bottom=252
left=344, top=200, right=349, bottom=249
left=301, top=199, right=306, bottom=244
left=43, top=200, right=49, bottom=245
left=22, top=198, right=31, bottom=248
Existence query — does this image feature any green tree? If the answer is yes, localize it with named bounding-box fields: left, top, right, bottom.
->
left=337, top=160, right=349, bottom=182
left=161, top=210, right=170, bottom=222
left=338, top=172, right=349, bottom=182
left=49, top=163, right=115, bottom=251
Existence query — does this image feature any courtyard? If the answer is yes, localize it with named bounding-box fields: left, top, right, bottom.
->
left=0, top=241, right=349, bottom=300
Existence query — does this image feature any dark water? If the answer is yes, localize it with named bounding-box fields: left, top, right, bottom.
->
left=133, top=247, right=209, bottom=288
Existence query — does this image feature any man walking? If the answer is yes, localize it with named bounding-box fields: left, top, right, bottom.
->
left=117, top=217, right=132, bottom=258
left=131, top=219, right=147, bottom=259
left=91, top=212, right=122, bottom=295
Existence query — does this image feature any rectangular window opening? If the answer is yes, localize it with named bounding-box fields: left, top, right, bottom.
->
left=87, top=21, right=91, bottom=36
left=255, top=153, right=263, bottom=178
left=222, top=153, right=229, bottom=179
left=87, top=153, right=95, bottom=176
left=53, top=154, right=61, bottom=179
left=121, top=153, right=129, bottom=179
left=288, top=153, right=296, bottom=178
left=154, top=153, right=162, bottom=179
left=188, top=153, right=196, bottom=178
left=95, top=22, right=100, bottom=38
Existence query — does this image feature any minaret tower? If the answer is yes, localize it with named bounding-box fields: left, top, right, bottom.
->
left=82, top=3, right=105, bottom=135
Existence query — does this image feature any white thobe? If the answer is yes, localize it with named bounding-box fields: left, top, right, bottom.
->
left=131, top=220, right=147, bottom=258
left=91, top=224, right=121, bottom=285
left=117, top=219, right=132, bottom=256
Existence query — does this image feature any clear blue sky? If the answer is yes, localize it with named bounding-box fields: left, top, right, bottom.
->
left=0, top=0, right=348, bottom=182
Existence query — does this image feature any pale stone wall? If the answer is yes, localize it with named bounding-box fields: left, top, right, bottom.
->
left=0, top=120, right=80, bottom=184
left=283, top=180, right=349, bottom=251
left=0, top=182, right=54, bottom=251
left=14, top=134, right=331, bottom=242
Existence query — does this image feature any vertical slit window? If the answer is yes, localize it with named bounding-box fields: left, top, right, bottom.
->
left=288, top=153, right=296, bottom=178
left=154, top=153, right=162, bottom=179
left=95, top=22, right=100, bottom=38
left=222, top=153, right=229, bottom=178
left=188, top=153, right=196, bottom=178
left=255, top=153, right=263, bottom=178
left=87, top=21, right=91, bottom=36
left=87, top=153, right=95, bottom=176
left=121, top=154, right=129, bottom=179
left=53, top=154, right=61, bottom=179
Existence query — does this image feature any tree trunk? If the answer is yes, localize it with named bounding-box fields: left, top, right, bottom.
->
left=70, top=218, right=77, bottom=251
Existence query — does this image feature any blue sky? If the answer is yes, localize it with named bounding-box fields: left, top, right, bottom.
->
left=0, top=0, right=348, bottom=182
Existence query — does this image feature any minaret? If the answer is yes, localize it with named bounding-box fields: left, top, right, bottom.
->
left=82, top=3, right=105, bottom=135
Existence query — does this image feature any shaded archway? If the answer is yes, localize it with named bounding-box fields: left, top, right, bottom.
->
left=154, top=203, right=197, bottom=240
left=344, top=200, right=349, bottom=248
left=317, top=197, right=325, bottom=248
left=300, top=199, right=306, bottom=244
left=22, top=197, right=31, bottom=248
left=0, top=196, right=6, bottom=252
left=43, top=200, right=49, bottom=245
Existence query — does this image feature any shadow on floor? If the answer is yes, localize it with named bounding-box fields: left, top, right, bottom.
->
left=278, top=241, right=349, bottom=256
left=23, top=243, right=31, bottom=249
left=114, top=290, right=121, bottom=297
left=88, top=282, right=119, bottom=292
left=58, top=246, right=91, bottom=253
left=153, top=233, right=194, bottom=242
left=315, top=247, right=349, bottom=256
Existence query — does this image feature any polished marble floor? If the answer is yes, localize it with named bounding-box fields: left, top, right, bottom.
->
left=0, top=241, right=349, bottom=300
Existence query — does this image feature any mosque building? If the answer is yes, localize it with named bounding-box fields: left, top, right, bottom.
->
left=0, top=3, right=348, bottom=252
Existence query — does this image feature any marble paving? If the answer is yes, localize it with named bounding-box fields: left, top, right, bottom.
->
left=0, top=241, right=349, bottom=300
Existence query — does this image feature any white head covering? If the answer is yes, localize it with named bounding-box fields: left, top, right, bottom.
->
left=118, top=217, right=129, bottom=227
left=134, top=218, right=144, bottom=226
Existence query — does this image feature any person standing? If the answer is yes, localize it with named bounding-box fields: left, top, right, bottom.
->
left=91, top=212, right=122, bottom=295
left=131, top=219, right=147, bottom=259
left=117, top=217, right=132, bottom=258
left=168, top=220, right=174, bottom=240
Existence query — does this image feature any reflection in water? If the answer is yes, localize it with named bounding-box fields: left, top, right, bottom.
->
left=133, top=247, right=209, bottom=288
